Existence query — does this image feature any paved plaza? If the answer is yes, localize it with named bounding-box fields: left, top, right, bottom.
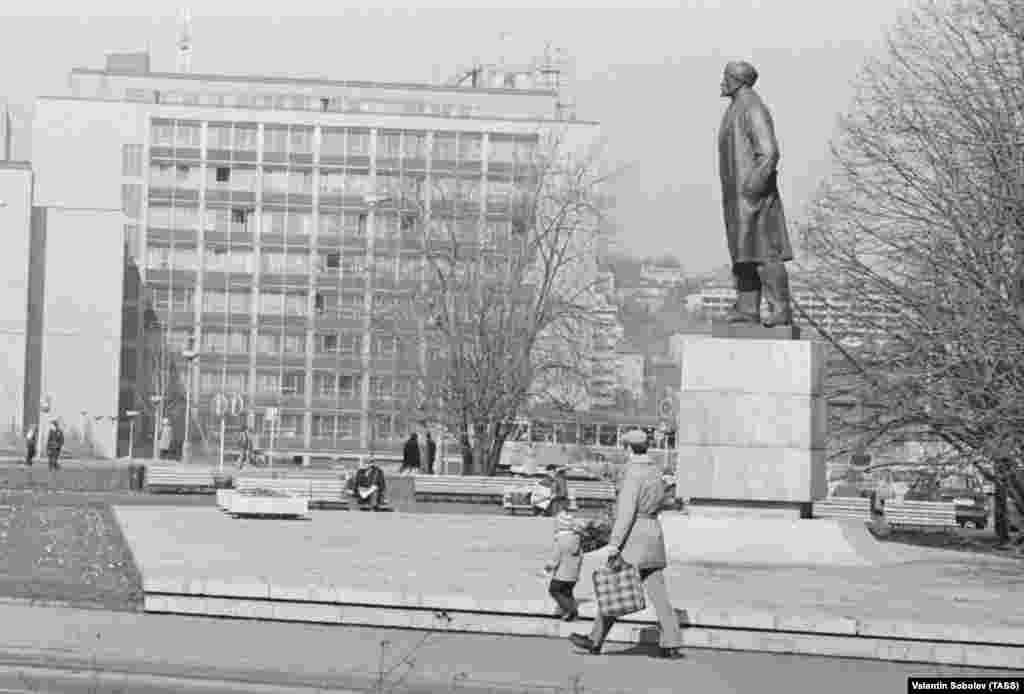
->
left=113, top=506, right=1024, bottom=667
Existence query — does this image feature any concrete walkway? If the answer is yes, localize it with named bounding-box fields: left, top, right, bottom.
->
left=0, top=603, right=1018, bottom=694
left=113, top=507, right=1024, bottom=668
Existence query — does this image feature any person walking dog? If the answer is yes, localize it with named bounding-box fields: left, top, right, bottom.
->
left=569, top=429, right=683, bottom=658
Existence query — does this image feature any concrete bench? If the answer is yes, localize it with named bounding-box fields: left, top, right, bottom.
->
left=144, top=466, right=217, bottom=494
left=232, top=477, right=349, bottom=509
left=884, top=501, right=957, bottom=530
left=813, top=497, right=873, bottom=521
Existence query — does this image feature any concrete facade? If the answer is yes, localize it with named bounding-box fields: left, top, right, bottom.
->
left=674, top=335, right=828, bottom=509
left=18, top=56, right=601, bottom=461
left=0, top=163, right=33, bottom=446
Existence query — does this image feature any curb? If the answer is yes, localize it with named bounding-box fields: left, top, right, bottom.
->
left=140, top=587, right=1024, bottom=670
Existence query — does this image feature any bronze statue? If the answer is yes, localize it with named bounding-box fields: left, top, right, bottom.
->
left=718, top=61, right=794, bottom=327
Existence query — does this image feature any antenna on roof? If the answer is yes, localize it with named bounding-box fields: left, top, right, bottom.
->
left=177, top=9, right=193, bottom=74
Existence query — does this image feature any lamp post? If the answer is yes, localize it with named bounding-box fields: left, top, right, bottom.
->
left=150, top=394, right=164, bottom=461
left=182, top=336, right=199, bottom=464
left=125, top=410, right=140, bottom=460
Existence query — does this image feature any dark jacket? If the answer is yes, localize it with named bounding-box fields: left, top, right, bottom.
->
left=551, top=473, right=569, bottom=501
left=46, top=428, right=64, bottom=454
left=350, top=465, right=386, bottom=494
left=426, top=438, right=437, bottom=466
left=402, top=437, right=421, bottom=468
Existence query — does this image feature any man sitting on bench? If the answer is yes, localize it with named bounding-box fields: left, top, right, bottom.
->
left=349, top=457, right=386, bottom=511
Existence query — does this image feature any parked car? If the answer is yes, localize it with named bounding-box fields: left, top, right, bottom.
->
left=903, top=471, right=989, bottom=529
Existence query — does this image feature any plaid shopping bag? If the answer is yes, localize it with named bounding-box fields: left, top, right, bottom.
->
left=592, top=557, right=646, bottom=618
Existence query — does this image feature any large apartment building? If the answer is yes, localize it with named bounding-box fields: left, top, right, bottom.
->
left=19, top=50, right=600, bottom=461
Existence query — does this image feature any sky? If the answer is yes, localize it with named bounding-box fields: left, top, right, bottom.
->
left=0, top=1, right=914, bottom=273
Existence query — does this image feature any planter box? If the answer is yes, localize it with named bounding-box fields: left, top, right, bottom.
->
left=227, top=494, right=308, bottom=518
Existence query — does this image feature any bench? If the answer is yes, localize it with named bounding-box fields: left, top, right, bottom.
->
left=232, top=476, right=349, bottom=510
left=144, top=466, right=217, bottom=494
left=415, top=475, right=616, bottom=510
left=813, top=497, right=873, bottom=521
left=884, top=501, right=957, bottom=530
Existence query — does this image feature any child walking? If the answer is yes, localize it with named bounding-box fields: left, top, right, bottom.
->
left=544, top=511, right=583, bottom=622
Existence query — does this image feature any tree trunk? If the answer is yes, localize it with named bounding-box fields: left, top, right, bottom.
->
left=459, top=433, right=473, bottom=476
left=994, top=458, right=1017, bottom=545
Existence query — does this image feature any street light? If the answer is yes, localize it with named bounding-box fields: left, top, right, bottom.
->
left=125, top=410, right=140, bottom=460
left=150, top=394, right=164, bottom=461
left=182, top=336, right=199, bottom=464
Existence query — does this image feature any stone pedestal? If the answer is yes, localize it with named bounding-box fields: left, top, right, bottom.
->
left=675, top=333, right=827, bottom=518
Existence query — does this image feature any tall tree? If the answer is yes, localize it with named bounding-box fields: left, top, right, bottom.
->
left=397, top=132, right=613, bottom=475
left=797, top=0, right=1024, bottom=542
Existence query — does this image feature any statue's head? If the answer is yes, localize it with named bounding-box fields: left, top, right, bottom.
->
left=721, top=61, right=759, bottom=97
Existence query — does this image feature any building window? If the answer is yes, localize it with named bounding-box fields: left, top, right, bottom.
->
left=403, top=132, right=427, bottom=159
left=459, top=134, right=482, bottom=161
left=259, top=291, right=285, bottom=315
left=371, top=414, right=393, bottom=441
left=433, top=133, right=457, bottom=161
left=319, top=212, right=343, bottom=237
left=174, top=122, right=201, bottom=148
left=226, top=328, right=250, bottom=353
left=313, top=372, right=336, bottom=397
left=263, top=168, right=289, bottom=194
left=264, top=126, right=289, bottom=155
left=320, top=251, right=341, bottom=272
left=312, top=414, right=335, bottom=438
left=282, top=371, right=305, bottom=396
left=377, top=131, right=402, bottom=159
left=203, top=330, right=228, bottom=353
left=284, top=292, right=308, bottom=316
left=225, top=370, right=248, bottom=394
left=151, top=122, right=174, bottom=146
left=286, top=212, right=313, bottom=236
left=235, top=126, right=258, bottom=151
left=338, top=334, right=361, bottom=357
left=370, top=255, right=395, bottom=281
left=288, top=170, right=313, bottom=195
left=290, top=127, right=314, bottom=154
left=122, top=184, right=142, bottom=218
left=122, top=144, right=143, bottom=177
left=369, top=376, right=392, bottom=400
left=215, top=167, right=230, bottom=183
left=322, top=128, right=345, bottom=157
left=203, top=289, right=228, bottom=313
left=337, top=373, right=360, bottom=399
left=260, top=210, right=286, bottom=236
left=153, top=287, right=193, bottom=313
left=256, top=371, right=280, bottom=394
left=256, top=332, right=281, bottom=355
left=347, top=130, right=370, bottom=157
left=208, top=124, right=231, bottom=149
left=315, top=332, right=338, bottom=354
left=283, top=333, right=306, bottom=354
left=488, top=137, right=515, bottom=164
left=337, top=413, right=361, bottom=439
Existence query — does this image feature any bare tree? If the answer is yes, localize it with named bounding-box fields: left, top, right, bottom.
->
left=796, top=0, right=1024, bottom=541
left=395, top=132, right=614, bottom=475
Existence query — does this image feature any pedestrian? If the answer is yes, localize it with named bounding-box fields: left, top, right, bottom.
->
left=25, top=424, right=38, bottom=466
left=237, top=427, right=251, bottom=468
left=158, top=418, right=172, bottom=460
left=400, top=432, right=421, bottom=475
left=46, top=419, right=64, bottom=471
left=425, top=432, right=437, bottom=475
left=544, top=510, right=582, bottom=622
left=548, top=465, right=571, bottom=517
left=569, top=429, right=683, bottom=659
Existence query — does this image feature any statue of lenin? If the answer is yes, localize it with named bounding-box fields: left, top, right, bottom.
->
left=717, top=61, right=794, bottom=327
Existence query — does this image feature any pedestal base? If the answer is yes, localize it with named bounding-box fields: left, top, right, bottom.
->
left=687, top=499, right=811, bottom=521
left=712, top=320, right=801, bottom=340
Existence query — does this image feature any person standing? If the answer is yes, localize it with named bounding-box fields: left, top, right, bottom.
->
left=569, top=429, right=683, bottom=658
left=544, top=511, right=583, bottom=622
left=425, top=432, right=437, bottom=476
left=237, top=427, right=251, bottom=468
left=158, top=418, right=172, bottom=460
left=25, top=425, right=38, bottom=466
left=400, top=432, right=421, bottom=475
left=46, top=419, right=65, bottom=471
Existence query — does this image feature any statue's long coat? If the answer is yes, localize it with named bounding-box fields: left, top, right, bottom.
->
left=718, top=87, right=793, bottom=264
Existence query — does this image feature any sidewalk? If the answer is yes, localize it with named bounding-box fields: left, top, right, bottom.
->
left=0, top=602, right=1017, bottom=694
left=114, top=507, right=1024, bottom=669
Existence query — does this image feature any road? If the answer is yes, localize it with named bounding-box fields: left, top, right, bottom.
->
left=0, top=603, right=1018, bottom=693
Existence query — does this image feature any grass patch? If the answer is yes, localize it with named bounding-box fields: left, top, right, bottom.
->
left=0, top=492, right=143, bottom=610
